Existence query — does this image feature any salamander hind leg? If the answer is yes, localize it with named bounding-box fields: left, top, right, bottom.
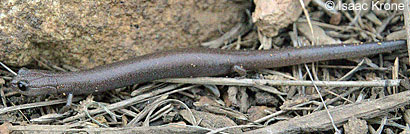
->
left=232, top=65, right=247, bottom=77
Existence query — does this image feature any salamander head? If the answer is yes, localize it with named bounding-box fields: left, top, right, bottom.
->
left=10, top=68, right=58, bottom=96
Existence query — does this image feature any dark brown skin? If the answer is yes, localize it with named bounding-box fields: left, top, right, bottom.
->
left=10, top=40, right=406, bottom=96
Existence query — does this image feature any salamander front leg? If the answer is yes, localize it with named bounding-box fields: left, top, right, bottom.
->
left=59, top=93, right=73, bottom=113
left=65, top=93, right=73, bottom=106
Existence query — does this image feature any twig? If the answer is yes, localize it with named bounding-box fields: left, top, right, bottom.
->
left=0, top=97, right=82, bottom=114
left=404, top=0, right=410, bottom=64
left=298, top=18, right=348, bottom=31
left=84, top=101, right=121, bottom=128
left=0, top=86, right=7, bottom=107
left=143, top=99, right=196, bottom=127
left=299, top=0, right=316, bottom=44
left=375, top=116, right=388, bottom=134
left=297, top=19, right=382, bottom=39
left=0, top=62, right=17, bottom=76
left=127, top=95, right=168, bottom=126
left=206, top=125, right=262, bottom=134
left=201, top=20, right=253, bottom=48
left=8, top=99, right=31, bottom=124
left=319, top=87, right=361, bottom=110
left=377, top=11, right=397, bottom=35
left=63, top=85, right=197, bottom=123
left=250, top=110, right=286, bottom=124
left=8, top=124, right=209, bottom=134
left=244, top=90, right=410, bottom=134
left=149, top=104, right=173, bottom=123
left=337, top=59, right=365, bottom=81
left=304, top=64, right=340, bottom=133
left=314, top=65, right=389, bottom=71
left=258, top=69, right=299, bottom=80
left=158, top=77, right=401, bottom=87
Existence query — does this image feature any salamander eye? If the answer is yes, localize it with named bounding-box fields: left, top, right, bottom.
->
left=17, top=81, right=28, bottom=91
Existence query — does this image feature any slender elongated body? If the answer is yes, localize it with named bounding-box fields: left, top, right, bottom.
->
left=10, top=40, right=406, bottom=96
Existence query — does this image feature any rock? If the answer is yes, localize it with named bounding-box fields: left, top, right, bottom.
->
left=247, top=106, right=274, bottom=122
left=386, top=30, right=406, bottom=40
left=252, top=0, right=310, bottom=37
left=296, top=22, right=340, bottom=45
left=343, top=117, right=368, bottom=134
left=180, top=109, right=242, bottom=133
left=198, top=96, right=222, bottom=107
left=0, top=122, right=11, bottom=134
left=0, top=0, right=250, bottom=68
left=255, top=91, right=279, bottom=106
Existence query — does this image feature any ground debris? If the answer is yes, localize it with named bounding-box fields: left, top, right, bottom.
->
left=244, top=90, right=410, bottom=134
